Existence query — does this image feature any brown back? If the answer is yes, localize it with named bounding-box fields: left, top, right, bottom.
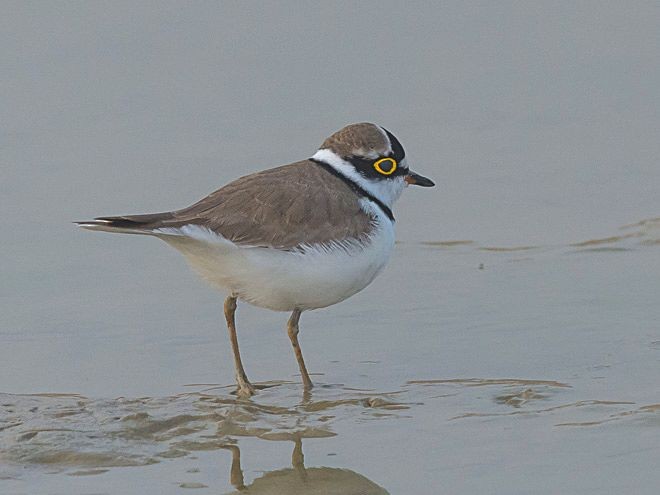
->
left=138, top=160, right=375, bottom=249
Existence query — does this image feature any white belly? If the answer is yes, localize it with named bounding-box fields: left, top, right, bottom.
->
left=160, top=214, right=395, bottom=311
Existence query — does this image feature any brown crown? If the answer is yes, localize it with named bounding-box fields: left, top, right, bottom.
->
left=320, top=123, right=390, bottom=158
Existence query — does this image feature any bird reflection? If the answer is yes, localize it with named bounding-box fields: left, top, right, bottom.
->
left=221, top=437, right=389, bottom=494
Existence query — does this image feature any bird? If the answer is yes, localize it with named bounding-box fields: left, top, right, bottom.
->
left=76, top=123, right=434, bottom=397
left=221, top=438, right=389, bottom=494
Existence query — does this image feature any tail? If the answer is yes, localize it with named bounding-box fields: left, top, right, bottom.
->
left=75, top=212, right=175, bottom=235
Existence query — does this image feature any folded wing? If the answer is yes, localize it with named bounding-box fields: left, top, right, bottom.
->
left=77, top=160, right=375, bottom=250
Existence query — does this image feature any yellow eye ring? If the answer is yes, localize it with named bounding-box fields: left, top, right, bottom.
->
left=373, top=157, right=397, bottom=176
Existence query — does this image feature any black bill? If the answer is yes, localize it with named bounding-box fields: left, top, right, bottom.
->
left=405, top=171, right=435, bottom=187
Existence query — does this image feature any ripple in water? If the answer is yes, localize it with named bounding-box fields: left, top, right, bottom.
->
left=2, top=378, right=658, bottom=492
left=0, top=383, right=409, bottom=471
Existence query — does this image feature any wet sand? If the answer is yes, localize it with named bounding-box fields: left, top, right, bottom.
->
left=2, top=2, right=660, bottom=494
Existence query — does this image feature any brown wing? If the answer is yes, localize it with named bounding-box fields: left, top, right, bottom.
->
left=89, top=160, right=375, bottom=250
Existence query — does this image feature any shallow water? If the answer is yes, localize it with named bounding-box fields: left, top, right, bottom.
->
left=2, top=2, right=660, bottom=494
left=3, top=226, right=659, bottom=493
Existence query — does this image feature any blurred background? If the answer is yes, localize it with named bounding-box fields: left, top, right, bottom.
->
left=1, top=2, right=659, bottom=494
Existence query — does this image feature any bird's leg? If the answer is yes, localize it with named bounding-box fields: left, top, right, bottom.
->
left=223, top=295, right=255, bottom=397
left=287, top=309, right=313, bottom=390
left=291, top=436, right=305, bottom=471
left=219, top=445, right=245, bottom=491
left=291, top=436, right=308, bottom=481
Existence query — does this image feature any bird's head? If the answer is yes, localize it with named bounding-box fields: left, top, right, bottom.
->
left=311, top=123, right=434, bottom=208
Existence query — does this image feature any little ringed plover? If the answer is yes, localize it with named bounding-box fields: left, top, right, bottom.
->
left=77, top=123, right=434, bottom=396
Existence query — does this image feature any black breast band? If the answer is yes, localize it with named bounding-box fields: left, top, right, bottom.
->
left=309, top=158, right=395, bottom=222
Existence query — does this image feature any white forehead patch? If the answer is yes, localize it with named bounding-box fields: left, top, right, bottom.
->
left=355, top=147, right=381, bottom=160
left=350, top=125, right=392, bottom=159
left=375, top=125, right=393, bottom=155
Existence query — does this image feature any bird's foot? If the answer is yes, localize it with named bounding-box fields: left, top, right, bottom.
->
left=235, top=378, right=256, bottom=398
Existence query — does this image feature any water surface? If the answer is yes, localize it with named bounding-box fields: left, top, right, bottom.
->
left=2, top=2, right=659, bottom=494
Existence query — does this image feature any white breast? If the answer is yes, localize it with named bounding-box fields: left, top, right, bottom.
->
left=159, top=199, right=395, bottom=311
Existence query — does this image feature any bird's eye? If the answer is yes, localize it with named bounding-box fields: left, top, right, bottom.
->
left=373, top=157, right=397, bottom=176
